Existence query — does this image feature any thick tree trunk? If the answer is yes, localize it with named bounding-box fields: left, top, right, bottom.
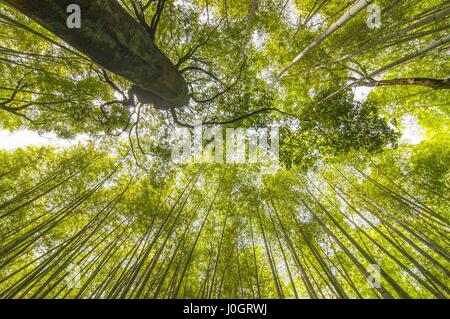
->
left=362, top=77, right=450, bottom=90
left=3, top=0, right=189, bottom=108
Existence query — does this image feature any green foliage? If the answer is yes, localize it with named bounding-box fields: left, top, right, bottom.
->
left=0, top=0, right=448, bottom=299
left=280, top=91, right=400, bottom=169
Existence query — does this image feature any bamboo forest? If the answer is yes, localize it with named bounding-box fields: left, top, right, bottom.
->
left=0, top=0, right=449, bottom=300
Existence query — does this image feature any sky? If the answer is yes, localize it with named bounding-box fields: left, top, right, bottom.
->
left=399, top=114, right=425, bottom=145
left=0, top=130, right=90, bottom=150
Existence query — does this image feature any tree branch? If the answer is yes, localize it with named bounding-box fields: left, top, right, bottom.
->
left=360, top=77, right=450, bottom=90
left=169, top=106, right=313, bottom=129
left=149, top=0, right=166, bottom=40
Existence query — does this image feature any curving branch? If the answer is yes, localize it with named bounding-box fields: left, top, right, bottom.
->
left=189, top=62, right=245, bottom=104
left=180, top=66, right=224, bottom=85
left=175, top=23, right=221, bottom=69
left=169, top=106, right=313, bottom=129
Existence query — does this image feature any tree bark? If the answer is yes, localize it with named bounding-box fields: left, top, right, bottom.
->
left=3, top=0, right=189, bottom=108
